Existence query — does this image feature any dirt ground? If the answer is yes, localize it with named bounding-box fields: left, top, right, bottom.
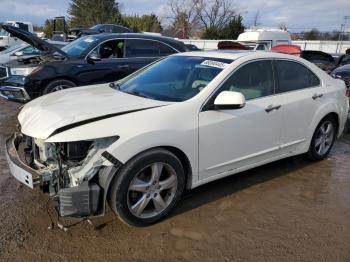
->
left=0, top=98, right=349, bottom=262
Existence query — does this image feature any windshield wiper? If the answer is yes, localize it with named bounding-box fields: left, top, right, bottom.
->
left=125, top=90, right=152, bottom=99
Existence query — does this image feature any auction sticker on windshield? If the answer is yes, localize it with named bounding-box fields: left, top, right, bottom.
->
left=201, top=60, right=229, bottom=69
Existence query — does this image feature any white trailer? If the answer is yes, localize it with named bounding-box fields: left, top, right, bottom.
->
left=237, top=28, right=292, bottom=50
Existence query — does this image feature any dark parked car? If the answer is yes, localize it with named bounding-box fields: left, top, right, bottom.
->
left=185, top=44, right=201, bottom=51
left=68, top=24, right=133, bottom=40
left=332, top=63, right=350, bottom=89
left=336, top=53, right=350, bottom=67
left=0, top=25, right=187, bottom=102
left=301, top=50, right=336, bottom=73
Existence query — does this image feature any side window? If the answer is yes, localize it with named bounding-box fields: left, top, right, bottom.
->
left=256, top=44, right=266, bottom=50
left=17, top=23, right=29, bottom=32
left=126, top=39, right=160, bottom=58
left=275, top=60, right=319, bottom=93
left=91, top=39, right=124, bottom=59
left=159, top=43, right=177, bottom=56
left=309, top=70, right=320, bottom=86
left=103, top=25, right=114, bottom=33
left=219, top=60, right=275, bottom=100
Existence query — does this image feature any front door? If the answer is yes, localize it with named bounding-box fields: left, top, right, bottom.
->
left=199, top=60, right=282, bottom=180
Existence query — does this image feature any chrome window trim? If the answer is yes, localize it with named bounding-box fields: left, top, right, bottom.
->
left=200, top=57, right=322, bottom=112
left=200, top=58, right=276, bottom=112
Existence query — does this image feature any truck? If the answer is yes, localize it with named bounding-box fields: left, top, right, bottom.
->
left=0, top=21, right=34, bottom=51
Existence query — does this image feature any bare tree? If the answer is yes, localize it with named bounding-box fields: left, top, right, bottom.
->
left=253, top=11, right=260, bottom=27
left=167, top=0, right=201, bottom=37
left=196, top=0, right=240, bottom=31
left=166, top=0, right=242, bottom=38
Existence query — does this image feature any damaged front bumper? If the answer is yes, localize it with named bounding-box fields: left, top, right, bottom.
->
left=5, top=132, right=121, bottom=218
left=5, top=133, right=40, bottom=188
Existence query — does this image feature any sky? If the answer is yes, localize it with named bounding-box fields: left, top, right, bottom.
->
left=0, top=0, right=349, bottom=32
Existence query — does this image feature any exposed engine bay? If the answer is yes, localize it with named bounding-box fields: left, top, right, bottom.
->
left=10, top=53, right=65, bottom=66
left=18, top=134, right=118, bottom=217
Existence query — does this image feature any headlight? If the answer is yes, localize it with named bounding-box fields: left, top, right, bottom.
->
left=10, top=67, right=38, bottom=76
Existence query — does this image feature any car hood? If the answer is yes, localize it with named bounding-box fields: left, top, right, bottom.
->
left=2, top=25, right=67, bottom=57
left=18, top=84, right=171, bottom=140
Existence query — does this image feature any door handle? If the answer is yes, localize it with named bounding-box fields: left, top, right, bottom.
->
left=119, top=65, right=130, bottom=69
left=312, top=93, right=323, bottom=100
left=265, top=104, right=282, bottom=113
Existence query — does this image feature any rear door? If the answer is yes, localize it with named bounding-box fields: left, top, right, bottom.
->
left=274, top=59, right=323, bottom=153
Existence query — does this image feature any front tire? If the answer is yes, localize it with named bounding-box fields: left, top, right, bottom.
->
left=108, top=149, right=185, bottom=226
left=42, top=79, right=76, bottom=95
left=307, top=116, right=337, bottom=161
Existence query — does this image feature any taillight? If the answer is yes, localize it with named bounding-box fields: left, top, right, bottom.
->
left=346, top=89, right=350, bottom=97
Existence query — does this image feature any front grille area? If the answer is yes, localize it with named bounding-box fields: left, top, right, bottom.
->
left=0, top=66, right=8, bottom=79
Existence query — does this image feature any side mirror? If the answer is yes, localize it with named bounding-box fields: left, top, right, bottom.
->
left=14, top=51, right=23, bottom=57
left=213, top=91, right=246, bottom=110
left=86, top=53, right=101, bottom=64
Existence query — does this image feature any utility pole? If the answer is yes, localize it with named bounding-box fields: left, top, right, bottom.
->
left=338, top=16, right=350, bottom=53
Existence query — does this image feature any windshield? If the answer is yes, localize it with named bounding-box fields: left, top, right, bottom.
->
left=61, top=35, right=99, bottom=57
left=117, top=56, right=233, bottom=102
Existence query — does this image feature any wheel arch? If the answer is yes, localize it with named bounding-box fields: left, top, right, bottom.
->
left=41, top=77, right=78, bottom=94
left=325, top=112, right=340, bottom=134
left=161, top=146, right=193, bottom=190
left=98, top=145, right=194, bottom=215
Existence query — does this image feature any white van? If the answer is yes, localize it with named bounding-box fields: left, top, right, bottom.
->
left=0, top=21, right=34, bottom=51
left=237, top=28, right=291, bottom=50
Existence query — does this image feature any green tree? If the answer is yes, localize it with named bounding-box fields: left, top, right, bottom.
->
left=202, top=15, right=245, bottom=39
left=68, top=0, right=124, bottom=28
left=123, top=14, right=162, bottom=32
left=43, top=19, right=53, bottom=38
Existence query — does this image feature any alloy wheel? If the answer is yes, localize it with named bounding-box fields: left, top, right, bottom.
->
left=50, top=85, right=71, bottom=92
left=314, top=120, right=335, bottom=156
left=127, top=162, right=178, bottom=219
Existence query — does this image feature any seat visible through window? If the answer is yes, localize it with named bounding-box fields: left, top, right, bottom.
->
left=218, top=60, right=275, bottom=100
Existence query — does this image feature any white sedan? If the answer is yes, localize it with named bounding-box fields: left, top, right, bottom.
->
left=6, top=51, right=349, bottom=226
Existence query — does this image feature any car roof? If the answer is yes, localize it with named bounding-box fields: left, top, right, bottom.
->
left=174, top=50, right=307, bottom=62
left=90, top=33, right=181, bottom=43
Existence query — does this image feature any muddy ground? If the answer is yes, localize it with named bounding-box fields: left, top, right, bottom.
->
left=0, top=98, right=349, bottom=262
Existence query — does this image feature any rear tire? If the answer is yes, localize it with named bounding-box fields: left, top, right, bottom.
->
left=307, top=115, right=337, bottom=161
left=42, top=79, right=76, bottom=94
left=108, top=148, right=185, bottom=226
